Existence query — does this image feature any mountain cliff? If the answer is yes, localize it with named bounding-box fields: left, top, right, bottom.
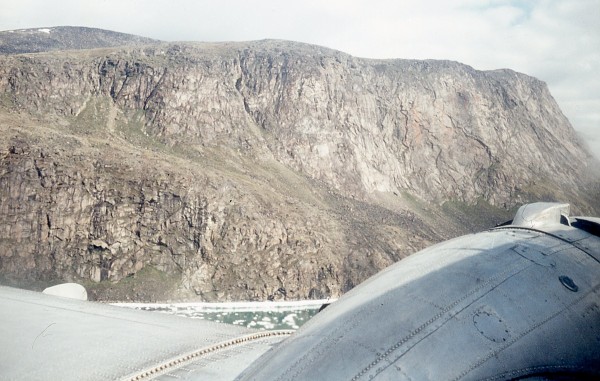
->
left=0, top=31, right=597, bottom=301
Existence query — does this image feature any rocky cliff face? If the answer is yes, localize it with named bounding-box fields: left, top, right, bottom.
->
left=0, top=36, right=597, bottom=301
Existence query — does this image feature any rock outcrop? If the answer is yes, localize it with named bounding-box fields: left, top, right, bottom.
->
left=0, top=35, right=597, bottom=301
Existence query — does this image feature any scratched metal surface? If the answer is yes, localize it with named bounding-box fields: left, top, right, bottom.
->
left=0, top=286, right=285, bottom=381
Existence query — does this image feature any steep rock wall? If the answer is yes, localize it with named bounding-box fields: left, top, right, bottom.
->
left=0, top=42, right=591, bottom=206
left=0, top=40, right=596, bottom=301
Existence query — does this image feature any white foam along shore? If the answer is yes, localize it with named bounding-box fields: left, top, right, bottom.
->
left=112, top=298, right=335, bottom=313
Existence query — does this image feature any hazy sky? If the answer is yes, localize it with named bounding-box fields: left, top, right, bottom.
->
left=1, top=0, right=598, bottom=158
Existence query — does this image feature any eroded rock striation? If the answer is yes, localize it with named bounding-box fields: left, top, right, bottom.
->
left=0, top=35, right=597, bottom=301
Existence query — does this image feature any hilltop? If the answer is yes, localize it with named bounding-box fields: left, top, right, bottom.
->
left=0, top=26, right=158, bottom=54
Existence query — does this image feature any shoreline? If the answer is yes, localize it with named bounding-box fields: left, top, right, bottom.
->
left=111, top=298, right=334, bottom=312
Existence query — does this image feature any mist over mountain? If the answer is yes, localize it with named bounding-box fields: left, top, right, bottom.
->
left=0, top=28, right=597, bottom=301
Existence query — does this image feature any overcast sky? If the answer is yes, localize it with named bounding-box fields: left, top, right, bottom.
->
left=1, top=0, right=598, bottom=158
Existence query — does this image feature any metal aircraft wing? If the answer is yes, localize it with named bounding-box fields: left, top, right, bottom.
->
left=0, top=286, right=290, bottom=380
left=237, top=203, right=600, bottom=380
